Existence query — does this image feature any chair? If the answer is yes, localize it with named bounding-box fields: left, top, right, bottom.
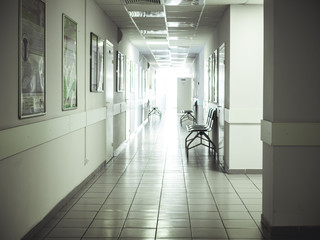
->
left=185, top=108, right=217, bottom=157
left=180, top=100, right=198, bottom=126
left=148, top=106, right=162, bottom=119
left=180, top=110, right=196, bottom=126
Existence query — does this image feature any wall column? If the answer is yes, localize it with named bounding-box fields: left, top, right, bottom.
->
left=262, top=0, right=320, bottom=237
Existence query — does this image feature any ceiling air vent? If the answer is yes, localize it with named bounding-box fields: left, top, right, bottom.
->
left=123, top=0, right=161, bottom=5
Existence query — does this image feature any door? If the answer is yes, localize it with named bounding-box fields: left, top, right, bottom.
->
left=218, top=43, right=225, bottom=168
left=177, top=77, right=192, bottom=112
left=105, top=40, right=114, bottom=161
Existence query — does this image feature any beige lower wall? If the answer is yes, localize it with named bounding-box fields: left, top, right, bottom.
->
left=0, top=120, right=106, bottom=239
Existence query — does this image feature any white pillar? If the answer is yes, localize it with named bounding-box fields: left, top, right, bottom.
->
left=262, top=0, right=320, bottom=237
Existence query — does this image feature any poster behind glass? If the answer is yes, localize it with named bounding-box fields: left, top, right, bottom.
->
left=19, top=0, right=46, bottom=118
left=62, top=14, right=77, bottom=110
left=213, top=49, right=218, bottom=103
left=208, top=54, right=213, bottom=102
left=116, top=51, right=125, bottom=92
left=90, top=33, right=104, bottom=92
left=130, top=61, right=134, bottom=92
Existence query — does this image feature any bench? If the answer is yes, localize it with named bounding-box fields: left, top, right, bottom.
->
left=185, top=107, right=217, bottom=157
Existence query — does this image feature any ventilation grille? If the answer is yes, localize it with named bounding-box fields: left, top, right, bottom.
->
left=123, top=0, right=161, bottom=4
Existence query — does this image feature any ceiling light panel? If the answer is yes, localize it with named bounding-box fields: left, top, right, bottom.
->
left=145, top=36, right=168, bottom=40
left=166, top=22, right=196, bottom=28
left=164, top=0, right=204, bottom=6
left=168, top=29, right=193, bottom=34
left=152, top=49, right=170, bottom=54
left=125, top=4, right=164, bottom=12
left=170, top=47, right=189, bottom=53
left=140, top=30, right=168, bottom=35
left=123, top=0, right=162, bottom=5
left=129, top=11, right=165, bottom=17
left=171, top=52, right=188, bottom=57
left=149, top=44, right=170, bottom=51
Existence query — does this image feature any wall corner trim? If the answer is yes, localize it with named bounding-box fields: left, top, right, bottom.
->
left=261, top=120, right=320, bottom=146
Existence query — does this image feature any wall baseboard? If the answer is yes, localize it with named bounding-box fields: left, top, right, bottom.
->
left=261, top=214, right=320, bottom=239
left=21, top=160, right=108, bottom=240
left=225, top=168, right=262, bottom=174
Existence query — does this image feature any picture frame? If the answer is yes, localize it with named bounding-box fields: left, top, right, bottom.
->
left=19, top=0, right=46, bottom=118
left=130, top=60, right=135, bottom=92
left=116, top=51, right=125, bottom=92
left=138, top=66, right=142, bottom=98
left=213, top=49, right=218, bottom=103
left=208, top=54, right=213, bottom=102
left=134, top=63, right=139, bottom=97
left=90, top=32, right=104, bottom=92
left=143, top=69, right=147, bottom=96
left=62, top=14, right=77, bottom=110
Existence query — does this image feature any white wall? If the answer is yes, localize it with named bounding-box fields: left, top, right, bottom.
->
left=226, top=4, right=263, bottom=171
left=201, top=5, right=263, bottom=171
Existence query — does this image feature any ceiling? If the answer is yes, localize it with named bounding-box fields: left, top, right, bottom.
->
left=95, top=0, right=263, bottom=68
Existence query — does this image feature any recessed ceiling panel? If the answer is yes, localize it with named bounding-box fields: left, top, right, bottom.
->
left=125, top=4, right=164, bottom=11
left=165, top=5, right=202, bottom=11
left=134, top=17, right=166, bottom=26
left=166, top=11, right=201, bottom=18
left=95, top=0, right=122, bottom=5
left=123, top=0, right=161, bottom=5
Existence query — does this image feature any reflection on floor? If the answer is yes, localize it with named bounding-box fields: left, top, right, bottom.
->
left=34, top=111, right=266, bottom=239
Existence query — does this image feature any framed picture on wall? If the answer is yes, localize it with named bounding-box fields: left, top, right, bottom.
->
left=143, top=69, right=147, bottom=96
left=134, top=63, right=139, bottom=97
left=19, top=0, right=46, bottom=118
left=116, top=51, right=125, bottom=92
left=213, top=49, right=218, bottom=103
left=90, top=32, right=104, bottom=92
left=138, top=66, right=142, bottom=98
left=62, top=14, right=77, bottom=110
left=130, top=60, right=135, bottom=92
left=208, top=54, right=213, bottom=102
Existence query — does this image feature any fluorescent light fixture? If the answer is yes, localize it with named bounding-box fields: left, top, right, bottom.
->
left=171, top=57, right=185, bottom=60
left=154, top=54, right=170, bottom=57
left=169, top=36, right=192, bottom=40
left=154, top=55, right=170, bottom=59
left=167, top=22, right=195, bottom=28
left=171, top=53, right=188, bottom=57
left=152, top=49, right=170, bottom=53
left=140, top=30, right=167, bottom=35
left=170, top=46, right=189, bottom=53
left=170, top=46, right=189, bottom=49
left=158, top=60, right=170, bottom=63
left=129, top=11, right=165, bottom=18
left=164, top=0, right=204, bottom=5
left=146, top=41, right=168, bottom=45
left=145, top=36, right=167, bottom=40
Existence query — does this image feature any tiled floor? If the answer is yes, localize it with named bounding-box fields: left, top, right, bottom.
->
left=34, top=111, right=266, bottom=239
